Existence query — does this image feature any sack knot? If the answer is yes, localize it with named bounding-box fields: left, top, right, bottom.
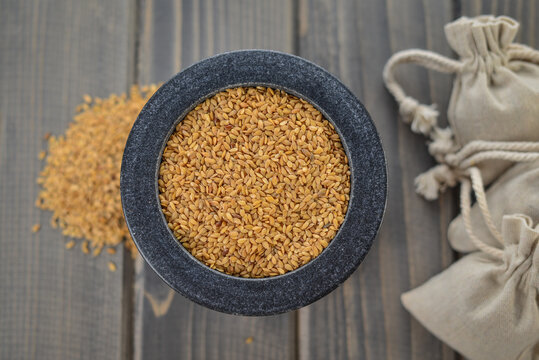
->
left=399, top=96, right=439, bottom=135
left=414, top=164, right=459, bottom=200
left=428, top=127, right=459, bottom=161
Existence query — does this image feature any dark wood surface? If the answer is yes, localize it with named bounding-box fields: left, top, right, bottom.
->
left=133, top=1, right=296, bottom=360
left=461, top=0, right=537, bottom=46
left=0, top=1, right=135, bottom=359
left=296, top=1, right=457, bottom=359
left=1, top=0, right=537, bottom=359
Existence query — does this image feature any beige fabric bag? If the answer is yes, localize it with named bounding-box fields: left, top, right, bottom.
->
left=446, top=16, right=539, bottom=145
left=383, top=15, right=539, bottom=359
left=402, top=214, right=539, bottom=360
left=384, top=15, right=539, bottom=199
left=449, top=159, right=539, bottom=252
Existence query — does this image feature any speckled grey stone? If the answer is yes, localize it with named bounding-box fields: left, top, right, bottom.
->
left=121, top=50, right=387, bottom=316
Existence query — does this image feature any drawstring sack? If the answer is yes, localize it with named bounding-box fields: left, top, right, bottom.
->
left=401, top=214, right=539, bottom=360
left=383, top=15, right=539, bottom=359
left=401, top=162, right=539, bottom=360
left=449, top=159, right=539, bottom=252
left=383, top=15, right=539, bottom=199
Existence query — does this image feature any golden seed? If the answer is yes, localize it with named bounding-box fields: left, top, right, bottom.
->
left=93, top=245, right=103, bottom=257
left=65, top=240, right=75, bottom=249
left=82, top=241, right=90, bottom=254
left=31, top=224, right=41, bottom=233
left=245, top=337, right=253, bottom=344
left=159, top=87, right=350, bottom=278
left=108, top=261, right=117, bottom=272
left=35, top=86, right=156, bottom=259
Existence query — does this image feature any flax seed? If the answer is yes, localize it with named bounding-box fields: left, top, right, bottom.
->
left=159, top=87, right=350, bottom=278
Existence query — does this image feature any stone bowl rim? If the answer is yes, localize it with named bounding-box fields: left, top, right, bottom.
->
left=120, top=49, right=387, bottom=316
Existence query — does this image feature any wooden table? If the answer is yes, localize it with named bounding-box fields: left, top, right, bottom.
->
left=1, top=1, right=536, bottom=359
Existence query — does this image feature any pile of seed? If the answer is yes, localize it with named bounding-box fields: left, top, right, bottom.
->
left=159, top=86, right=350, bottom=278
left=36, top=85, right=158, bottom=257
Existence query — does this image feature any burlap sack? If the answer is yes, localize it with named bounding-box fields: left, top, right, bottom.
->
left=402, top=214, right=539, bottom=360
left=384, top=15, right=539, bottom=358
left=446, top=16, right=539, bottom=145
left=449, top=159, right=539, bottom=252
left=446, top=16, right=539, bottom=184
left=384, top=15, right=539, bottom=198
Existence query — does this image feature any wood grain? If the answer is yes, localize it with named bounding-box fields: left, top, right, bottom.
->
left=297, top=0, right=458, bottom=359
left=136, top=0, right=296, bottom=85
left=3, top=1, right=537, bottom=359
left=134, top=1, right=296, bottom=359
left=460, top=0, right=537, bottom=47
left=0, top=0, right=135, bottom=359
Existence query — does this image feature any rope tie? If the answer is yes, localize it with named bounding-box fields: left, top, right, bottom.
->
left=460, top=176, right=504, bottom=260
left=383, top=49, right=462, bottom=141
left=428, top=127, right=460, bottom=162
left=468, top=167, right=503, bottom=244
left=445, top=141, right=539, bottom=166
left=415, top=140, right=539, bottom=200
left=383, top=44, right=539, bottom=259
left=507, top=43, right=539, bottom=64
left=398, top=97, right=439, bottom=135
left=423, top=141, right=539, bottom=258
left=414, top=164, right=460, bottom=201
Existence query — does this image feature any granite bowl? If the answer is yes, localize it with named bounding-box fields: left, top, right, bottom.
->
left=121, top=50, right=387, bottom=316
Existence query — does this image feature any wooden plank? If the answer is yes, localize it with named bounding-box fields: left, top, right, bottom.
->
left=297, top=1, right=458, bottom=359
left=0, top=0, right=134, bottom=359
left=134, top=1, right=296, bottom=359
left=460, top=0, right=537, bottom=47
left=137, top=0, right=296, bottom=85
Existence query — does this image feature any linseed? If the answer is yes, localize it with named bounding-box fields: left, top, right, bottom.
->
left=108, top=261, right=117, bottom=272
left=159, top=87, right=350, bottom=278
left=36, top=85, right=158, bottom=258
left=82, top=241, right=90, bottom=254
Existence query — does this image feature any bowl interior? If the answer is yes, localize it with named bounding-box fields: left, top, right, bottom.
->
left=156, top=84, right=354, bottom=278
left=121, top=50, right=387, bottom=315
